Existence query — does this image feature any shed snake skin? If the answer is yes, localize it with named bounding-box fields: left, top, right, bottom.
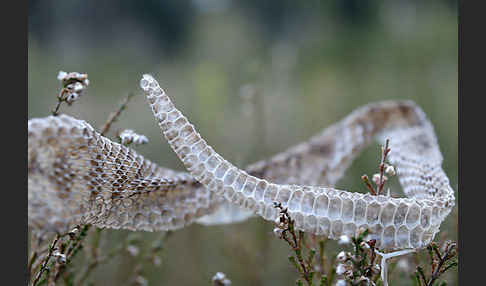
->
left=28, top=74, right=455, bottom=251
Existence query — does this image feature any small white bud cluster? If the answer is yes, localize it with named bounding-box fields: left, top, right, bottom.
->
left=57, top=71, right=89, bottom=105
left=336, top=263, right=353, bottom=276
left=119, top=129, right=149, bottom=146
left=372, top=173, right=387, bottom=185
left=372, top=164, right=396, bottom=187
left=212, top=272, right=231, bottom=286
left=273, top=216, right=287, bottom=238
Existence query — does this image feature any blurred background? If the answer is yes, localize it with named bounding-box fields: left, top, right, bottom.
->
left=28, top=0, right=457, bottom=285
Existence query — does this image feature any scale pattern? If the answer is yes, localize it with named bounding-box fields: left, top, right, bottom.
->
left=28, top=115, right=220, bottom=233
left=140, top=74, right=455, bottom=250
left=27, top=74, right=455, bottom=251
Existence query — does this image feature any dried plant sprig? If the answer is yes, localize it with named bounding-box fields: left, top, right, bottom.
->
left=335, top=228, right=382, bottom=286
left=414, top=241, right=458, bottom=286
left=32, top=234, right=61, bottom=286
left=49, top=225, right=90, bottom=284
left=274, top=202, right=320, bottom=286
left=377, top=139, right=391, bottom=195
left=30, top=225, right=89, bottom=285
left=52, top=71, right=89, bottom=116
left=361, top=139, right=392, bottom=196
left=361, top=175, right=377, bottom=196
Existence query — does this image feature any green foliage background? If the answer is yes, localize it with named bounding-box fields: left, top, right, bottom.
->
left=28, top=1, right=457, bottom=285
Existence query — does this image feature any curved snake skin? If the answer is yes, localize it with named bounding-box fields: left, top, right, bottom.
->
left=140, top=74, right=455, bottom=250
left=28, top=74, right=455, bottom=251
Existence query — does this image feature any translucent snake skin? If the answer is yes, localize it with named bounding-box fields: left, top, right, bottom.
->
left=141, top=74, right=454, bottom=250
left=27, top=74, right=455, bottom=251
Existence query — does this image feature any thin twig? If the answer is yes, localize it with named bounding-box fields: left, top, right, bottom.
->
left=361, top=138, right=391, bottom=196
left=51, top=100, right=62, bottom=116
left=32, top=234, right=60, bottom=286
left=377, top=139, right=391, bottom=195
left=100, top=93, right=135, bottom=136
left=274, top=203, right=314, bottom=285
left=361, top=175, right=377, bottom=195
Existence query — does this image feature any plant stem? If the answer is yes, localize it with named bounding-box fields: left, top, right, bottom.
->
left=100, top=93, right=135, bottom=136
left=32, top=234, right=60, bottom=286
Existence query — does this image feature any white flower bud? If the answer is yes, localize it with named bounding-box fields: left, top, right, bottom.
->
left=53, top=251, right=66, bottom=264
left=65, top=92, right=80, bottom=104
left=72, top=82, right=85, bottom=92
left=119, top=130, right=149, bottom=146
left=57, top=71, right=67, bottom=81
left=273, top=227, right=283, bottom=238
left=372, top=173, right=379, bottom=183
left=385, top=165, right=396, bottom=176
left=68, top=226, right=79, bottom=238
left=372, top=173, right=387, bottom=185
left=134, top=134, right=149, bottom=145
left=338, top=235, right=350, bottom=245
left=120, top=129, right=135, bottom=145
left=335, top=279, right=346, bottom=286
left=337, top=251, right=347, bottom=262
left=212, top=272, right=231, bottom=285
left=360, top=241, right=370, bottom=249
left=336, top=263, right=347, bottom=275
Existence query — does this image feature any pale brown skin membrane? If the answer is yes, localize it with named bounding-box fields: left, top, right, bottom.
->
left=28, top=75, right=454, bottom=251
left=140, top=74, right=454, bottom=250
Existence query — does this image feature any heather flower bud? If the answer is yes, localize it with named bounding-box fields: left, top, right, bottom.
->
left=338, top=235, right=351, bottom=245
left=337, top=251, right=347, bottom=262
left=336, top=263, right=347, bottom=275
left=53, top=251, right=66, bottom=264
left=273, top=227, right=283, bottom=238
left=385, top=164, right=396, bottom=176
left=119, top=130, right=149, bottom=146
left=335, top=279, right=346, bottom=286
left=360, top=241, right=370, bottom=249
left=212, top=272, right=231, bottom=285
left=372, top=174, right=387, bottom=185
